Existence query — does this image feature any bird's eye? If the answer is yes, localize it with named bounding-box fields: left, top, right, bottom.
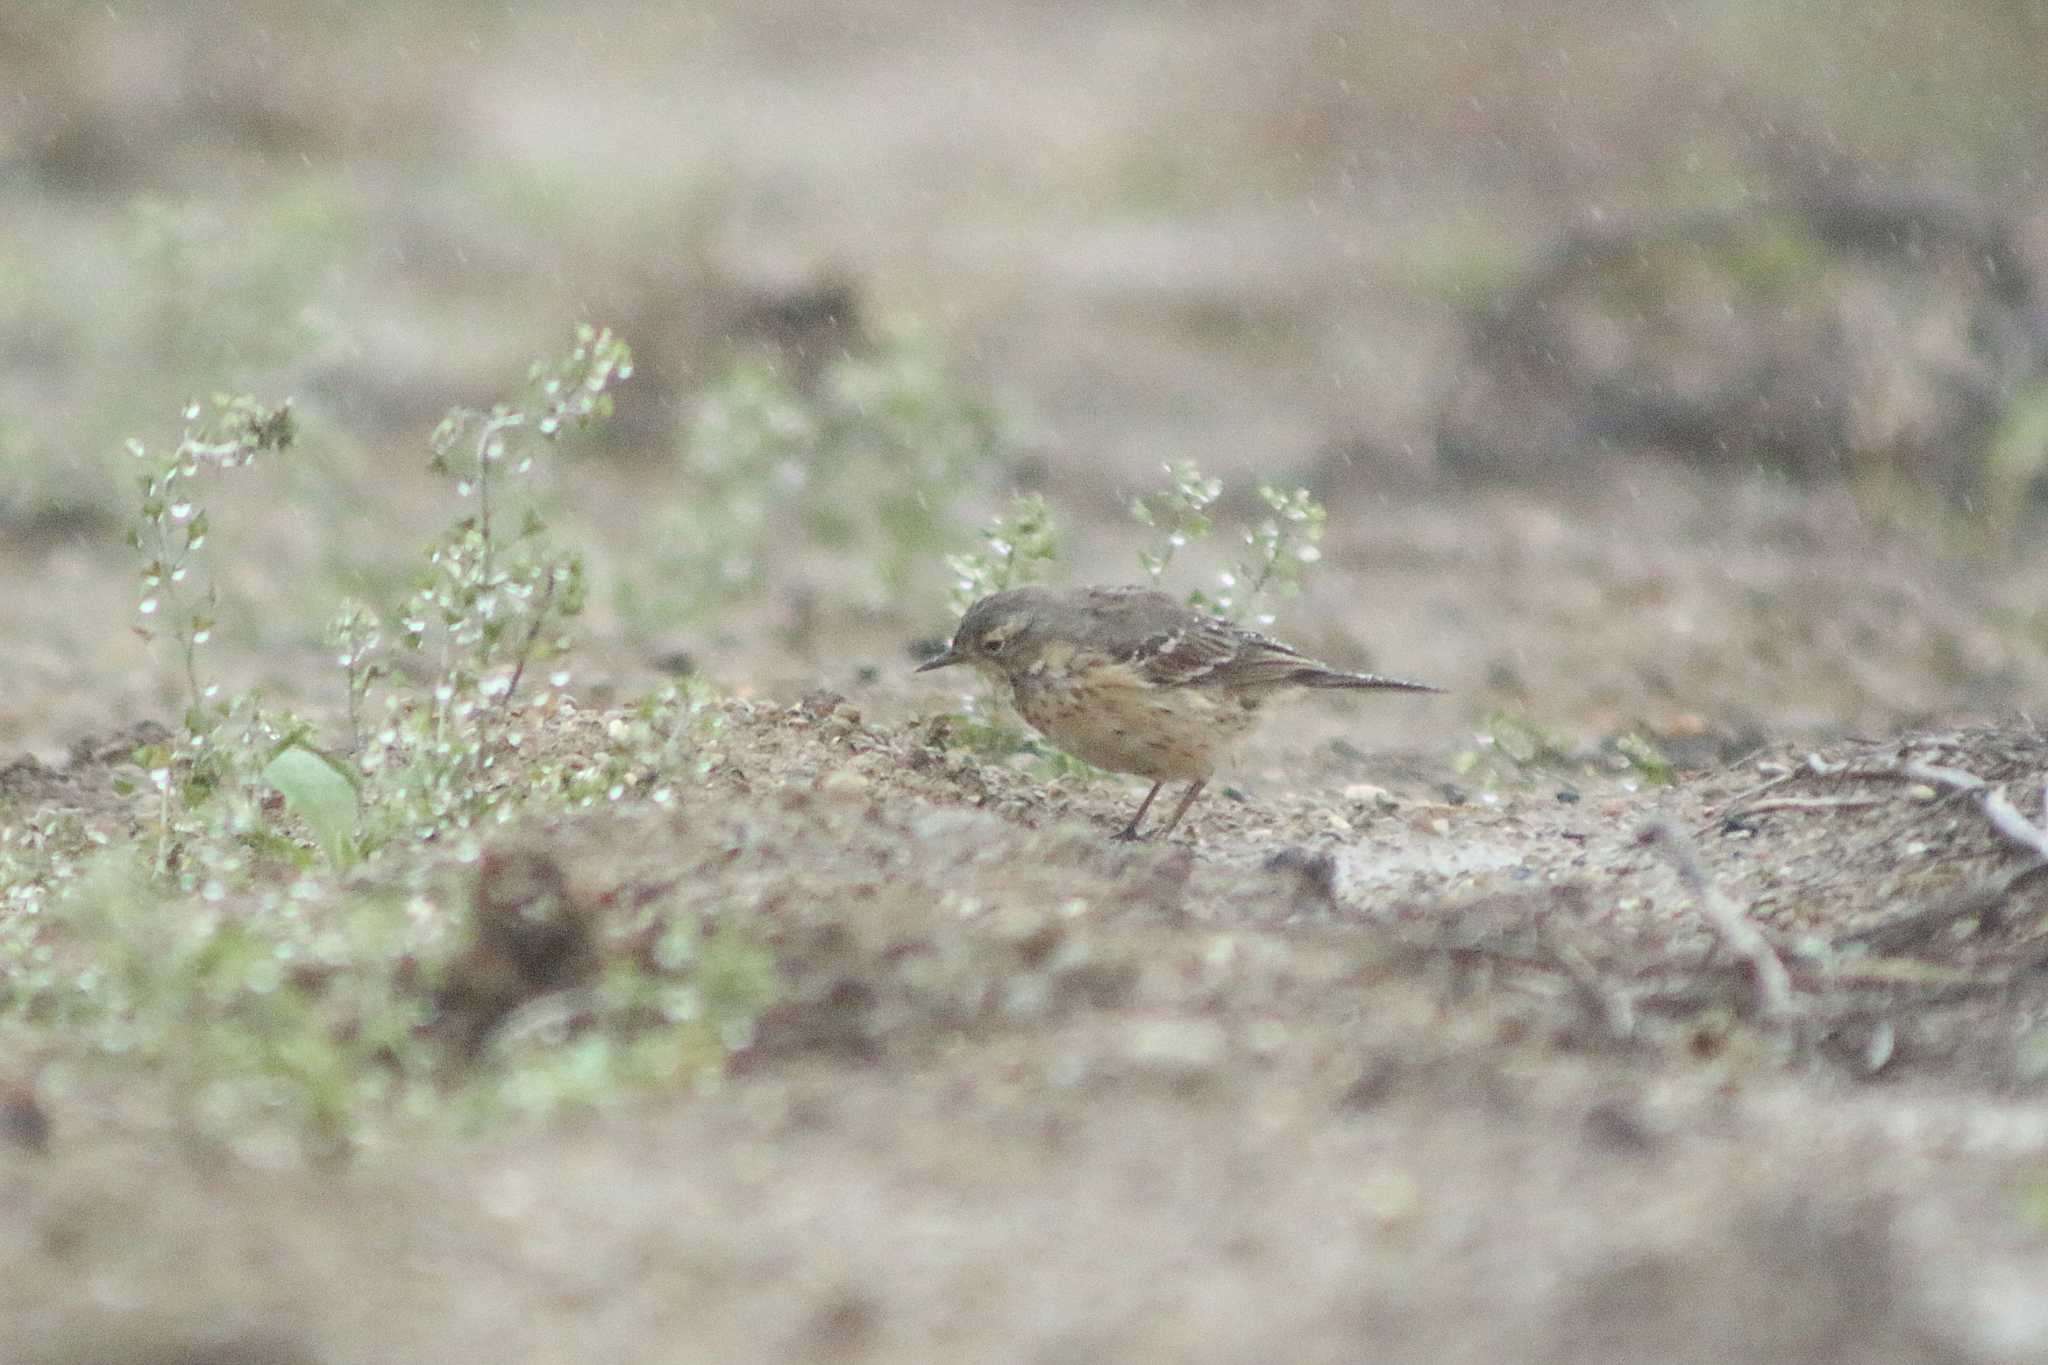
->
left=984, top=635, right=1009, bottom=654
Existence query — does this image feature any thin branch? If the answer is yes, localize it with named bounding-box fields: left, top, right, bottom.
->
left=472, top=410, right=521, bottom=587
left=500, top=570, right=559, bottom=713
left=1637, top=819, right=1797, bottom=1021
left=1727, top=751, right=2048, bottom=866
left=1726, top=793, right=1887, bottom=818
left=1978, top=784, right=2048, bottom=862
left=1759, top=753, right=2048, bottom=956
left=1889, top=758, right=2048, bottom=862
left=1539, top=917, right=1636, bottom=1041
left=1897, top=758, right=1988, bottom=793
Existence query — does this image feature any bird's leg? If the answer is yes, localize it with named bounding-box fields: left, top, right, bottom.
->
left=1155, top=780, right=1208, bottom=840
left=1114, top=781, right=1165, bottom=841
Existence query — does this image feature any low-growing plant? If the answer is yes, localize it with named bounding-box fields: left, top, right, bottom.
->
left=1138, top=462, right=1212, bottom=585
left=1, top=838, right=778, bottom=1162
left=945, top=492, right=1058, bottom=612
left=406, top=324, right=629, bottom=733
left=625, top=327, right=1011, bottom=626
left=1214, top=483, right=1327, bottom=625
left=1456, top=711, right=1578, bottom=777
left=118, top=330, right=638, bottom=883
left=1134, top=458, right=1327, bottom=624
left=1610, top=731, right=1677, bottom=786
left=328, top=597, right=384, bottom=754
left=479, top=916, right=777, bottom=1122
left=127, top=394, right=297, bottom=725
left=124, top=396, right=315, bottom=878
left=0, top=322, right=795, bottom=1159
left=8, top=847, right=441, bottom=1163
left=1452, top=712, right=1676, bottom=789
left=1133, top=459, right=1222, bottom=586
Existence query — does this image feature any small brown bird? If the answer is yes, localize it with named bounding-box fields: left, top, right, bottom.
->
left=919, top=585, right=1442, bottom=840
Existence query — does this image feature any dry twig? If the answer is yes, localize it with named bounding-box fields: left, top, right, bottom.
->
left=1879, top=757, right=2048, bottom=867
left=1727, top=793, right=1887, bottom=819
left=1637, top=819, right=1798, bottom=1020
left=1728, top=750, right=2048, bottom=957
left=1538, top=917, right=1636, bottom=1041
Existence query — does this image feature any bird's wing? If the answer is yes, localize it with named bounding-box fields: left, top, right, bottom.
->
left=1119, top=618, right=1310, bottom=689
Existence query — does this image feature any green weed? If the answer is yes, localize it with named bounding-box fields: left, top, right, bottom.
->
left=945, top=492, right=1059, bottom=612
left=626, top=327, right=1011, bottom=626
left=1133, top=458, right=1327, bottom=623
left=0, top=324, right=787, bottom=1160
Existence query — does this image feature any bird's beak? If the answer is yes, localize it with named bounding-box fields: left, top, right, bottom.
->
left=915, top=644, right=965, bottom=673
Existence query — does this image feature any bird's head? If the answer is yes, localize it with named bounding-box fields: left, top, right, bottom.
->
left=916, top=586, right=1053, bottom=679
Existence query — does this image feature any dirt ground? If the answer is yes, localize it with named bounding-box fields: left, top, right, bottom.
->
left=6, top=2, right=2048, bottom=1361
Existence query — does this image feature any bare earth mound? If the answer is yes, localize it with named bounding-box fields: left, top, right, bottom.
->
left=6, top=706, right=2048, bottom=1364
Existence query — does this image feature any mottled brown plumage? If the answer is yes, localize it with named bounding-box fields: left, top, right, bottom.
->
left=919, top=585, right=1442, bottom=839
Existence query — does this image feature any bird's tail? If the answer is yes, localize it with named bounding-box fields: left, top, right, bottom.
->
left=1295, top=667, right=1444, bottom=694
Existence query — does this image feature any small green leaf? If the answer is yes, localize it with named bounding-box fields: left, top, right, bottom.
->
left=1614, top=732, right=1675, bottom=786
left=263, top=745, right=361, bottom=872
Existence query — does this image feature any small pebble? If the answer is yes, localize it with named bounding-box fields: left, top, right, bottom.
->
left=1120, top=1017, right=1227, bottom=1079
left=1356, top=1169, right=1421, bottom=1223
left=819, top=769, right=870, bottom=802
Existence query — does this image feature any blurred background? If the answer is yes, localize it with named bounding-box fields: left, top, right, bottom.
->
left=4, top=0, right=2048, bottom=765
